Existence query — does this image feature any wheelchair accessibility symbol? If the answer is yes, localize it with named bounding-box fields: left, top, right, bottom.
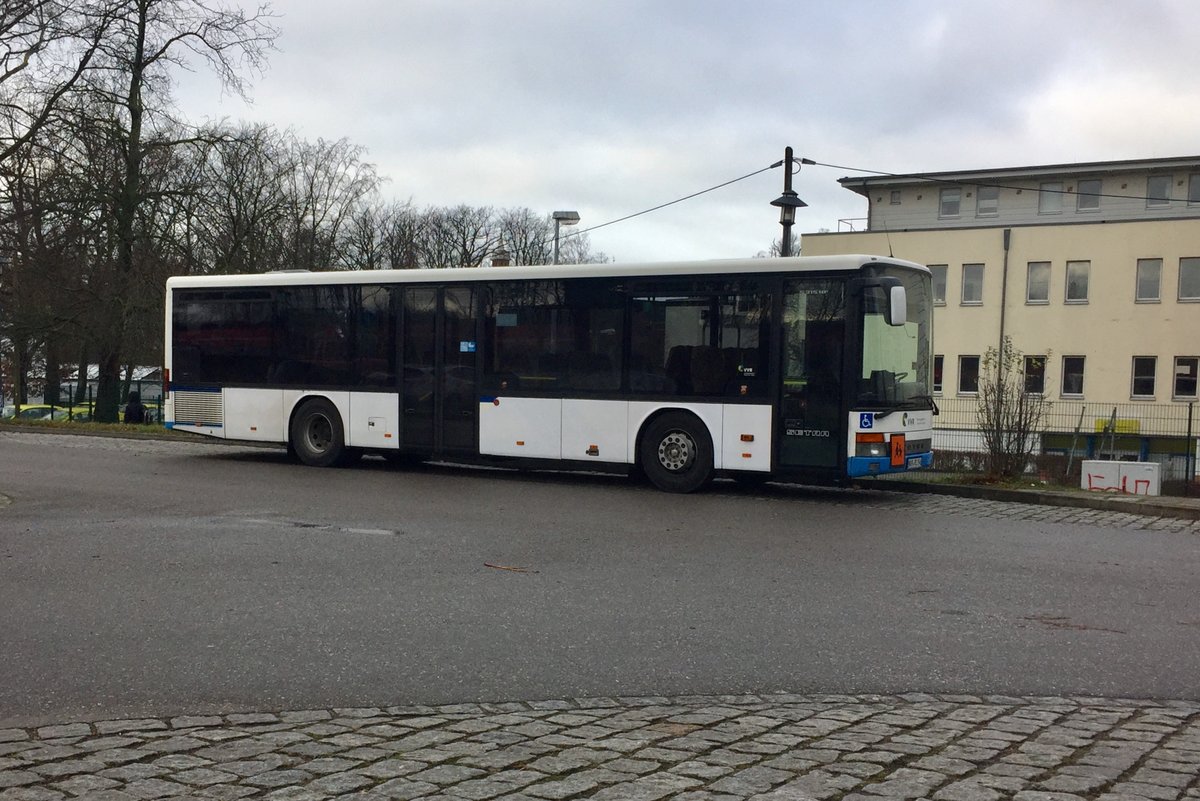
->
left=859, top=413, right=874, bottom=429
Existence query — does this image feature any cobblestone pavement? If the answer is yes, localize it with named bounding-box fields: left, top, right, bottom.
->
left=2, top=695, right=1198, bottom=801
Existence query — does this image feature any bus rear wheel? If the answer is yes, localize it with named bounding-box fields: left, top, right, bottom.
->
left=290, top=398, right=349, bottom=467
left=639, top=412, right=714, bottom=493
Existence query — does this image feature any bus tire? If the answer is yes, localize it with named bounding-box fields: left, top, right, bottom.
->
left=639, top=412, right=714, bottom=493
left=290, top=398, right=347, bottom=468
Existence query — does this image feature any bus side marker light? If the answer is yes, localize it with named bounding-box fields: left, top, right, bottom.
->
left=742, top=453, right=752, bottom=459
left=384, top=433, right=392, bottom=438
left=587, top=445, right=599, bottom=456
left=250, top=426, right=257, bottom=432
left=740, top=434, right=754, bottom=442
left=516, top=440, right=525, bottom=446
left=493, top=399, right=500, bottom=406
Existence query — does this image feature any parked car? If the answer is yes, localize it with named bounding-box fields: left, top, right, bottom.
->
left=11, top=404, right=70, bottom=421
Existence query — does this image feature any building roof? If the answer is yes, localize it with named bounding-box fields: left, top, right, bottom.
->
left=838, top=155, right=1200, bottom=196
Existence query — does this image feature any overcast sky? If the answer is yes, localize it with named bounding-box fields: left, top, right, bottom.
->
left=176, top=0, right=1200, bottom=263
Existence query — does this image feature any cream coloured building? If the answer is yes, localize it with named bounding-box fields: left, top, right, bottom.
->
left=803, top=157, right=1199, bottom=475
left=804, top=157, right=1199, bottom=409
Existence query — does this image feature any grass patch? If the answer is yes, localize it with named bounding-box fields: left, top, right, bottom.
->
left=0, top=418, right=184, bottom=437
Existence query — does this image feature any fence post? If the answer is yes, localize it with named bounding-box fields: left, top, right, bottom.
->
left=1188, top=401, right=1196, bottom=496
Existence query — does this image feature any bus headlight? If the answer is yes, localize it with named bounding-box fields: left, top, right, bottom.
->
left=855, top=433, right=888, bottom=458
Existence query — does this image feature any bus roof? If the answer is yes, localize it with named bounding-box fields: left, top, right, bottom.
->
left=165, top=254, right=927, bottom=290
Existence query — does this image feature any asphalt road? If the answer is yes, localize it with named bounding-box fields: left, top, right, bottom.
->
left=1, top=430, right=1198, bottom=728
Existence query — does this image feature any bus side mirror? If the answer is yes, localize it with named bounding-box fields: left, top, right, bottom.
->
left=853, top=275, right=907, bottom=326
left=887, top=284, right=907, bottom=326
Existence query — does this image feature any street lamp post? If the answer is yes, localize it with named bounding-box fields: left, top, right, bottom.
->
left=552, top=210, right=580, bottom=264
left=770, top=146, right=808, bottom=258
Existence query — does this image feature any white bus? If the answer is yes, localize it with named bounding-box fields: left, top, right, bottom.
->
left=164, top=255, right=935, bottom=492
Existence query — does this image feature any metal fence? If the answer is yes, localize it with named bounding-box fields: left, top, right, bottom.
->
left=2, top=378, right=165, bottom=424
left=933, top=396, right=1199, bottom=485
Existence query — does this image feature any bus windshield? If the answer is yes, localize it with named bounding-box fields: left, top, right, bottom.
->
left=858, top=264, right=933, bottom=408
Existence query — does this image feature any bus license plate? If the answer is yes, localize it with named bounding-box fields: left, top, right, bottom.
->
left=907, top=456, right=922, bottom=469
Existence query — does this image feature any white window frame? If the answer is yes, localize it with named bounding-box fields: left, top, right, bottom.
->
left=1135, top=258, right=1162, bottom=303
left=1131, top=356, right=1157, bottom=399
left=976, top=185, right=999, bottom=217
left=1189, top=174, right=1200, bottom=206
left=1023, top=355, right=1046, bottom=395
left=1076, top=178, right=1101, bottom=212
left=1039, top=182, right=1063, bottom=214
left=1147, top=175, right=1171, bottom=208
left=933, top=354, right=944, bottom=395
left=1179, top=257, right=1200, bottom=302
left=1065, top=260, right=1089, bottom=304
left=958, top=355, right=980, bottom=395
left=1174, top=356, right=1199, bottom=400
left=939, top=187, right=961, bottom=218
left=930, top=264, right=948, bottom=306
left=1061, top=355, right=1085, bottom=398
left=1026, top=261, right=1050, bottom=304
left=890, top=190, right=901, bottom=205
left=961, top=263, right=984, bottom=305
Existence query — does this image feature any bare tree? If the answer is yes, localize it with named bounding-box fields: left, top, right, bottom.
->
left=555, top=227, right=611, bottom=265
left=496, top=207, right=551, bottom=265
left=0, top=1, right=117, bottom=165
left=420, top=204, right=494, bottom=269
left=976, top=336, right=1050, bottom=480
left=73, top=0, right=278, bottom=421
left=281, top=135, right=379, bottom=271
left=380, top=200, right=422, bottom=270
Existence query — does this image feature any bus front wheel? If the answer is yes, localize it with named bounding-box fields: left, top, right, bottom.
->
left=290, top=398, right=349, bottom=468
left=639, top=412, right=714, bottom=493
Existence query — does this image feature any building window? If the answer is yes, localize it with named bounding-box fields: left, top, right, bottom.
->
left=976, top=185, right=999, bottom=216
left=1174, top=357, right=1199, bottom=400
left=939, top=188, right=961, bottom=218
left=1136, top=258, right=1162, bottom=302
left=933, top=355, right=944, bottom=394
left=1065, top=260, right=1089, bottom=303
left=1039, top=182, right=1063, bottom=214
left=1190, top=174, right=1200, bottom=206
left=890, top=190, right=901, bottom=205
left=1180, top=257, right=1200, bottom=301
left=930, top=264, right=947, bottom=305
left=958, top=355, right=980, bottom=394
left=1024, top=355, right=1046, bottom=394
left=1026, top=261, right=1050, bottom=303
left=1062, top=356, right=1085, bottom=396
left=1132, top=357, right=1156, bottom=398
left=961, top=263, right=984, bottom=305
left=1076, top=178, right=1101, bottom=211
left=1147, top=175, right=1171, bottom=208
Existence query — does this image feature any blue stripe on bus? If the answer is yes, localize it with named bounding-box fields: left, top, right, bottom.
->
left=847, top=452, right=933, bottom=478
left=169, top=385, right=222, bottom=393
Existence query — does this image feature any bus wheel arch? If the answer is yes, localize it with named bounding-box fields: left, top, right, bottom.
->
left=636, top=409, right=715, bottom=493
left=289, top=396, right=351, bottom=467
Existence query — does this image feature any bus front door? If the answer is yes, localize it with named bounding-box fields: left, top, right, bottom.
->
left=778, top=279, right=846, bottom=472
left=401, top=286, right=479, bottom=455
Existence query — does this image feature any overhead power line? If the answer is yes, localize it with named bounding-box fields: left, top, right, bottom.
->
left=549, top=154, right=1196, bottom=251
left=549, top=161, right=781, bottom=248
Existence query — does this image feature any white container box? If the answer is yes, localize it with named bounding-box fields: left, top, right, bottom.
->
left=1081, top=460, right=1161, bottom=496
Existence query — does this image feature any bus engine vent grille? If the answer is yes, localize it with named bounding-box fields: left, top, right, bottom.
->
left=173, top=390, right=223, bottom=426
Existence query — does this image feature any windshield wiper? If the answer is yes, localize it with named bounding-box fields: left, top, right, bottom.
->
left=870, top=395, right=939, bottom=421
